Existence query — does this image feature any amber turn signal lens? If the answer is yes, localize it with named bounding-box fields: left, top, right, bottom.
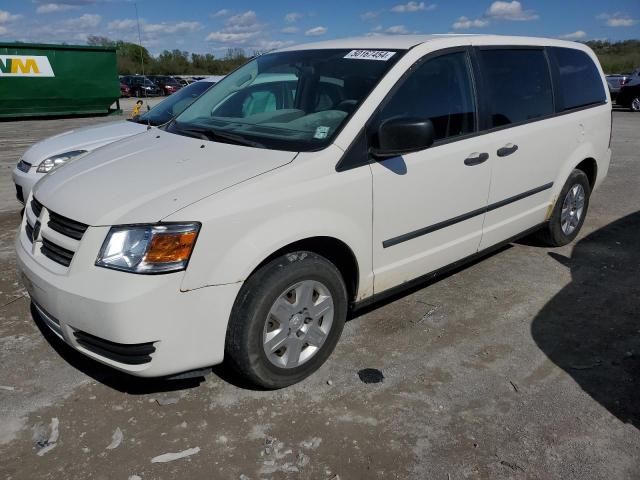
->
left=144, top=231, right=198, bottom=264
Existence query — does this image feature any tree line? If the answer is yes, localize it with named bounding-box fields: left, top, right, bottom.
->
left=585, top=40, right=640, bottom=74
left=87, top=35, right=639, bottom=76
left=87, top=35, right=252, bottom=75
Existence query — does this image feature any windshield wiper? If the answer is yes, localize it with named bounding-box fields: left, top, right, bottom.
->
left=173, top=124, right=264, bottom=148
left=207, top=128, right=265, bottom=149
left=172, top=125, right=212, bottom=140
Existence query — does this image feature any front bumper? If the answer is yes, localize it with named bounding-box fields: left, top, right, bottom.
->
left=12, top=166, right=41, bottom=205
left=16, top=220, right=242, bottom=377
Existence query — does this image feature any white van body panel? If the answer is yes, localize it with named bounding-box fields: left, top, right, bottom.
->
left=169, top=145, right=375, bottom=299
left=33, top=130, right=297, bottom=226
left=12, top=120, right=148, bottom=202
left=16, top=35, right=612, bottom=377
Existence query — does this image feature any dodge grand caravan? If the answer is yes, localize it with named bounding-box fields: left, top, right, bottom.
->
left=16, top=35, right=611, bottom=388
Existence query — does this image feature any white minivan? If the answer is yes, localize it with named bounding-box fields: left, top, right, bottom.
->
left=16, top=35, right=611, bottom=388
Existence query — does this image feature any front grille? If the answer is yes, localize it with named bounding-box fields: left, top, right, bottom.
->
left=25, top=222, right=34, bottom=241
left=26, top=197, right=88, bottom=269
left=48, top=211, right=88, bottom=241
left=16, top=184, right=24, bottom=203
left=17, top=159, right=31, bottom=173
left=74, top=330, right=156, bottom=365
left=31, top=197, right=43, bottom=218
left=41, top=237, right=74, bottom=267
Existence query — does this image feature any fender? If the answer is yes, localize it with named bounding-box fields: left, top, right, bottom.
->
left=169, top=145, right=375, bottom=299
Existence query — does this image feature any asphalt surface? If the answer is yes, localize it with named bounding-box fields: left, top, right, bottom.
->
left=0, top=108, right=638, bottom=479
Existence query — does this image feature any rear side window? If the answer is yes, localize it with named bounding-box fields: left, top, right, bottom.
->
left=372, top=51, right=476, bottom=142
left=549, top=47, right=606, bottom=111
left=479, top=49, right=554, bottom=128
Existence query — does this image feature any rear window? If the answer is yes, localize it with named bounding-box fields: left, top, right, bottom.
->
left=479, top=49, right=554, bottom=128
left=549, top=47, right=606, bottom=111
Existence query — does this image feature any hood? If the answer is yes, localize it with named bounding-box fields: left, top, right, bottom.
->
left=22, top=120, right=148, bottom=165
left=33, top=130, right=297, bottom=226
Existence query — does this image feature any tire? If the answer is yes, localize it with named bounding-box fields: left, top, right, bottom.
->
left=537, top=169, right=591, bottom=247
left=631, top=97, right=640, bottom=112
left=225, top=251, right=348, bottom=389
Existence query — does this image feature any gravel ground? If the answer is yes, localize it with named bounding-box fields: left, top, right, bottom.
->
left=0, top=109, right=638, bottom=480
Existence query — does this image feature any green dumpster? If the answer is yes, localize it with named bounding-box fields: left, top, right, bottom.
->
left=0, top=42, right=120, bottom=118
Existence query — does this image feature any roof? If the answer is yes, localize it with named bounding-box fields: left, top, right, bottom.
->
left=276, top=34, right=586, bottom=52
left=0, top=42, right=116, bottom=52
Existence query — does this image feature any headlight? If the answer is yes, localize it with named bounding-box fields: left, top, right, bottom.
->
left=37, top=150, right=88, bottom=173
left=95, top=223, right=200, bottom=274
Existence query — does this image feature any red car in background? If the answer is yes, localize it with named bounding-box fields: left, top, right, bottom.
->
left=147, top=75, right=183, bottom=96
left=120, top=82, right=131, bottom=97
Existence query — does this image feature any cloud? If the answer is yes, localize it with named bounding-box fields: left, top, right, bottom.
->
left=391, top=2, right=436, bottom=13
left=0, top=10, right=22, bottom=23
left=284, top=12, right=303, bottom=23
left=0, top=26, right=7, bottom=35
left=452, top=16, right=489, bottom=29
left=65, top=13, right=101, bottom=29
left=224, top=10, right=261, bottom=33
left=107, top=18, right=136, bottom=30
left=212, top=9, right=231, bottom=18
left=361, top=11, right=380, bottom=21
left=108, top=18, right=202, bottom=40
left=254, top=39, right=293, bottom=50
left=485, top=1, right=538, bottom=21
left=305, top=26, right=327, bottom=36
left=385, top=25, right=410, bottom=34
left=36, top=3, right=76, bottom=14
left=205, top=31, right=259, bottom=43
left=597, top=13, right=637, bottom=27
left=560, top=30, right=587, bottom=40
left=281, top=26, right=298, bottom=34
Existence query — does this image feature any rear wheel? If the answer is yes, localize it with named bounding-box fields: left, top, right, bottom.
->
left=537, top=169, right=591, bottom=247
left=631, top=97, right=640, bottom=112
left=225, top=251, right=348, bottom=389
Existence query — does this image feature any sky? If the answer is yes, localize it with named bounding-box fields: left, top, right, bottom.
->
left=0, top=1, right=638, bottom=55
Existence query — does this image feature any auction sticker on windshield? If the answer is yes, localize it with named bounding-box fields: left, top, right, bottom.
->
left=344, top=50, right=396, bottom=61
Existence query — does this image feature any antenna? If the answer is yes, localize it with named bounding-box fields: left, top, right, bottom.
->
left=134, top=3, right=145, bottom=78
left=134, top=3, right=151, bottom=129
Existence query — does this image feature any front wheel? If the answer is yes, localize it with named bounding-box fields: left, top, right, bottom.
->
left=631, top=97, right=640, bottom=112
left=537, top=169, right=591, bottom=247
left=225, top=251, right=348, bottom=389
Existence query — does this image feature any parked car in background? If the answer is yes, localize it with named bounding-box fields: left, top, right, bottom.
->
left=606, top=74, right=629, bottom=101
left=617, top=82, right=640, bottom=111
left=148, top=75, right=183, bottom=95
left=12, top=78, right=218, bottom=204
left=120, top=82, right=131, bottom=98
left=621, top=69, right=640, bottom=87
left=16, top=35, right=611, bottom=388
left=120, top=75, right=162, bottom=97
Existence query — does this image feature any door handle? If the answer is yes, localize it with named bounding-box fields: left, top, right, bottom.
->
left=464, top=152, right=489, bottom=166
left=497, top=143, right=519, bottom=157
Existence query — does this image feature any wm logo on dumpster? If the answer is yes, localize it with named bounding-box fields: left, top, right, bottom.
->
left=0, top=55, right=55, bottom=77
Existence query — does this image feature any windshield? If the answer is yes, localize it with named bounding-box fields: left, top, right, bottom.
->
left=170, top=49, right=404, bottom=151
left=134, top=81, right=213, bottom=126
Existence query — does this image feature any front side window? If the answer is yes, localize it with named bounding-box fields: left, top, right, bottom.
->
left=370, top=51, right=476, bottom=142
left=134, top=81, right=213, bottom=126
left=480, top=49, right=554, bottom=127
left=549, top=47, right=606, bottom=111
left=171, top=49, right=404, bottom=151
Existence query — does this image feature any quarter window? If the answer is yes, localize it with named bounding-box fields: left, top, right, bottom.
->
left=372, top=51, right=476, bottom=142
left=479, top=49, right=554, bottom=127
left=549, top=47, right=606, bottom=111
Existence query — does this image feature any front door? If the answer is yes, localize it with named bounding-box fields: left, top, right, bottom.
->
left=371, top=49, right=494, bottom=293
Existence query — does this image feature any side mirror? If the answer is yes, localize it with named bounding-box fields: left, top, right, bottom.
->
left=370, top=117, right=435, bottom=159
